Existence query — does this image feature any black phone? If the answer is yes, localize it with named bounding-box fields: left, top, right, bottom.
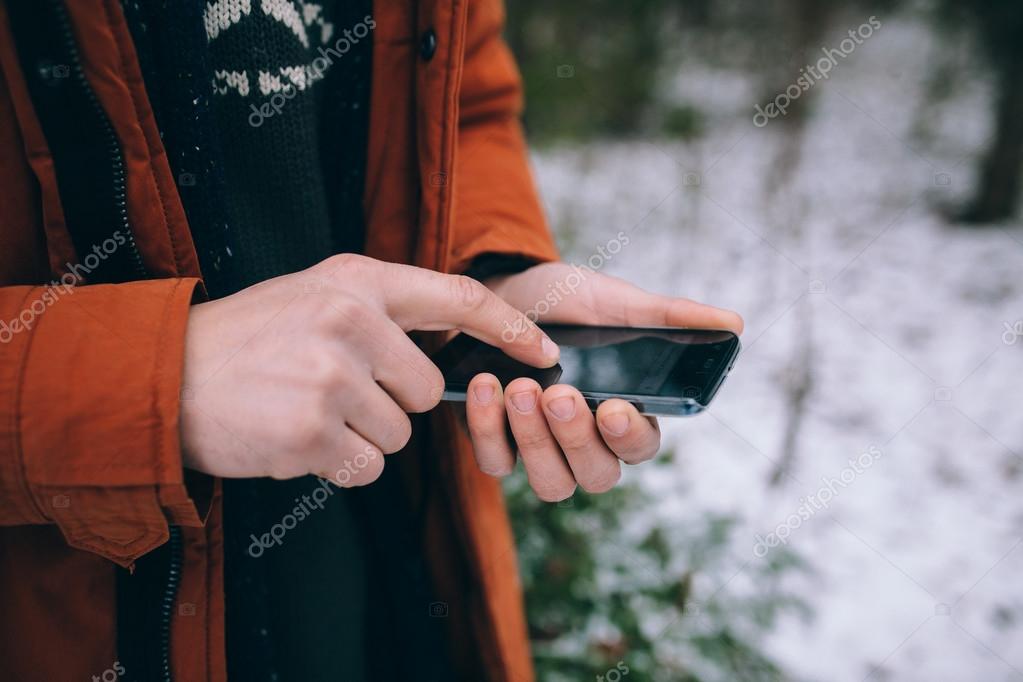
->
left=432, top=324, right=740, bottom=416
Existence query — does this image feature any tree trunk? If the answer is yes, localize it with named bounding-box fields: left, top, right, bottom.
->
left=961, top=45, right=1023, bottom=222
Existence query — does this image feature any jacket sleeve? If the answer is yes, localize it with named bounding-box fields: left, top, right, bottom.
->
left=449, top=0, right=560, bottom=275
left=0, top=277, right=212, bottom=567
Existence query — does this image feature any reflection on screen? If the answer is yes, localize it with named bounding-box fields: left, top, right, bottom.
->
left=555, top=342, right=682, bottom=395
left=441, top=325, right=737, bottom=405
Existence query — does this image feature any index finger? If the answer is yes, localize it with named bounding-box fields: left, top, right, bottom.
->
left=375, top=262, right=560, bottom=368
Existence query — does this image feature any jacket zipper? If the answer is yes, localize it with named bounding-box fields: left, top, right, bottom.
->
left=50, top=0, right=147, bottom=281
left=160, top=526, right=184, bottom=682
left=50, top=2, right=182, bottom=680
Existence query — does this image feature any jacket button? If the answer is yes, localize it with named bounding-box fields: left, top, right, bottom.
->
left=419, top=28, right=437, bottom=61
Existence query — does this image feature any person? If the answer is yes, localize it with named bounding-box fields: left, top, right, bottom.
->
left=0, top=1, right=741, bottom=680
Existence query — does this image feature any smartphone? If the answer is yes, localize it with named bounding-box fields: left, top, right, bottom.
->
left=432, top=324, right=740, bottom=416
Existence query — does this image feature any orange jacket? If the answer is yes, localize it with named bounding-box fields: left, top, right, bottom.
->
left=0, top=1, right=557, bottom=679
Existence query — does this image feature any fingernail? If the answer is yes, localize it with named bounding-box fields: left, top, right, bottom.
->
left=600, top=412, right=629, bottom=436
left=510, top=390, right=537, bottom=413
left=546, top=396, right=576, bottom=421
left=541, top=336, right=559, bottom=362
left=473, top=384, right=495, bottom=405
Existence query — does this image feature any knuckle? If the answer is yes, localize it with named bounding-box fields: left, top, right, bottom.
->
left=327, top=252, right=369, bottom=275
left=581, top=463, right=621, bottom=493
left=319, top=360, right=349, bottom=390
left=619, top=449, right=655, bottom=465
left=513, top=429, right=550, bottom=451
left=330, top=294, right=372, bottom=329
left=450, top=275, right=489, bottom=312
left=323, top=445, right=380, bottom=488
left=309, top=349, right=345, bottom=386
left=380, top=416, right=413, bottom=454
left=617, top=431, right=660, bottom=463
left=631, top=441, right=660, bottom=463
left=466, top=412, right=496, bottom=441
left=515, top=315, right=541, bottom=341
left=423, top=366, right=446, bottom=409
left=466, top=409, right=501, bottom=445
left=404, top=393, right=435, bottom=415
left=336, top=449, right=384, bottom=487
left=295, top=296, right=338, bottom=336
left=553, top=429, right=592, bottom=454
left=406, top=372, right=445, bottom=413
left=424, top=384, right=445, bottom=411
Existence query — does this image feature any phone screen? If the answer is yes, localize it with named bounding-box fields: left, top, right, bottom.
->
left=433, top=324, right=740, bottom=414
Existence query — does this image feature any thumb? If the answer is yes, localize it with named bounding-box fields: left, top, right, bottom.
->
left=628, top=291, right=744, bottom=334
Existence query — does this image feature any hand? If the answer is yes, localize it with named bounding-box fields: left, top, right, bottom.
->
left=180, top=254, right=559, bottom=485
left=466, top=262, right=743, bottom=501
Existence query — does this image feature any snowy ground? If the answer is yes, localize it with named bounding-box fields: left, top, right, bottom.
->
left=530, top=15, right=1023, bottom=682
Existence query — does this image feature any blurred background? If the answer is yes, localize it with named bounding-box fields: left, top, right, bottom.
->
left=499, top=1, right=1023, bottom=680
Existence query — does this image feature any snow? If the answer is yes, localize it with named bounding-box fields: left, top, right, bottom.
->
left=530, top=15, right=1023, bottom=682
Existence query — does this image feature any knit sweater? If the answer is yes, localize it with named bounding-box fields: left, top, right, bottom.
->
left=121, top=2, right=452, bottom=681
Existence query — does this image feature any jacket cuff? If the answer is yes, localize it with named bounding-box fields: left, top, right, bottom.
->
left=16, top=277, right=207, bottom=565
left=461, top=253, right=540, bottom=282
